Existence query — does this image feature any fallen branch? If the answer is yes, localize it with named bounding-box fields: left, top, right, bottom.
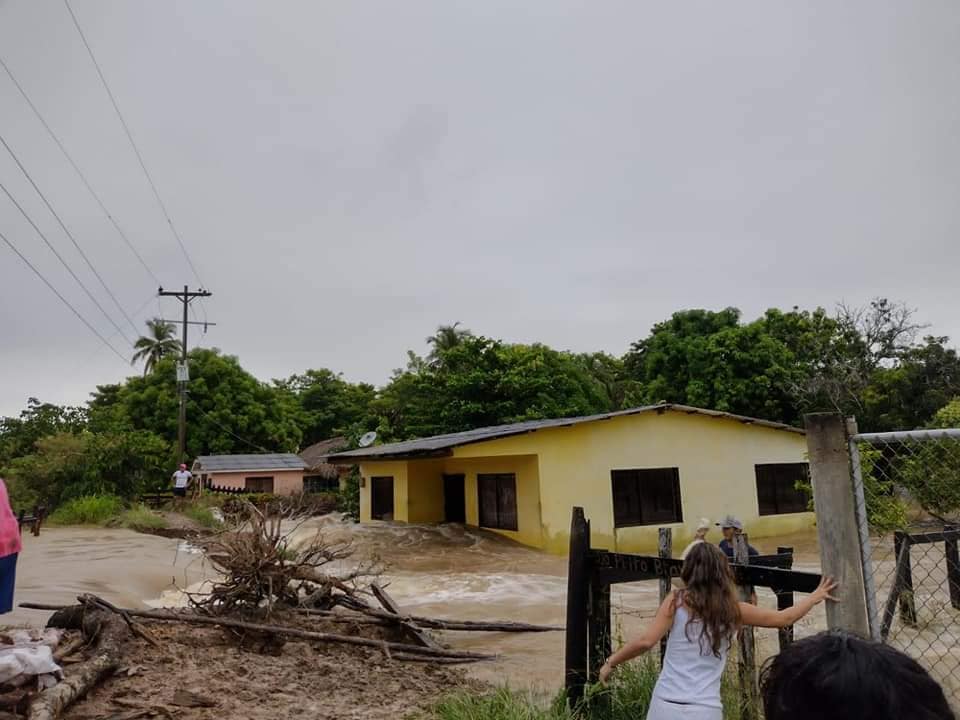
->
left=371, top=582, right=441, bottom=650
left=299, top=605, right=563, bottom=633
left=21, top=601, right=494, bottom=662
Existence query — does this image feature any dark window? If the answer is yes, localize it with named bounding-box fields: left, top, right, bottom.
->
left=245, top=476, right=274, bottom=493
left=303, top=475, right=339, bottom=493
left=755, top=463, right=810, bottom=516
left=477, top=474, right=518, bottom=531
left=611, top=468, right=683, bottom=527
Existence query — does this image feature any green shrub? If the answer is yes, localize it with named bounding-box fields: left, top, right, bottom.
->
left=48, top=495, right=123, bottom=525
left=117, top=504, right=168, bottom=531
left=340, top=467, right=360, bottom=521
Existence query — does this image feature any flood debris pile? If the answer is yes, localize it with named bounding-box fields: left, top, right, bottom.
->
left=14, top=500, right=562, bottom=718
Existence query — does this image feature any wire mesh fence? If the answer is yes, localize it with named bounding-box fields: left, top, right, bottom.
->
left=850, top=427, right=960, bottom=705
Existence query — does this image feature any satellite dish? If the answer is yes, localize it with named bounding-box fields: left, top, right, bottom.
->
left=358, top=431, right=378, bottom=448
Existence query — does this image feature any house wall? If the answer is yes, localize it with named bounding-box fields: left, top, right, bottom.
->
left=358, top=410, right=812, bottom=555
left=206, top=469, right=305, bottom=496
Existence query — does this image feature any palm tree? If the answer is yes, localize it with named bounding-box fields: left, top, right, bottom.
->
left=426, top=322, right=472, bottom=363
left=132, top=319, right=182, bottom=375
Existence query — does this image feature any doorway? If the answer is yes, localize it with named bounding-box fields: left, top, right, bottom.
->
left=371, top=476, right=394, bottom=520
left=443, top=474, right=466, bottom=523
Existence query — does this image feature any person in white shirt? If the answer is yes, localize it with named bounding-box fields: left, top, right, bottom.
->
left=171, top=463, right=192, bottom=501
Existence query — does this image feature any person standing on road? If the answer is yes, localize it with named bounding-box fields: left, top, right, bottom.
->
left=0, top=478, right=22, bottom=615
left=716, top=515, right=759, bottom=559
left=171, top=463, right=193, bottom=504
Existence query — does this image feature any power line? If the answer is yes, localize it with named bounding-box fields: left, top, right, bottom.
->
left=0, top=54, right=162, bottom=288
left=0, top=173, right=135, bottom=346
left=63, top=0, right=206, bottom=291
left=0, top=227, right=129, bottom=364
left=0, top=131, right=138, bottom=341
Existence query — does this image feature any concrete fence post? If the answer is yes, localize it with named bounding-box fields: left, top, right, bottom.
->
left=804, top=413, right=870, bottom=637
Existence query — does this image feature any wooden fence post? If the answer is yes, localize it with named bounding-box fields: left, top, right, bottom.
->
left=776, top=546, right=794, bottom=649
left=945, top=526, right=960, bottom=611
left=804, top=413, right=870, bottom=637
left=892, top=531, right=917, bottom=626
left=658, top=528, right=672, bottom=667
left=588, top=579, right=611, bottom=682
left=734, top=534, right=759, bottom=720
left=565, top=507, right=590, bottom=707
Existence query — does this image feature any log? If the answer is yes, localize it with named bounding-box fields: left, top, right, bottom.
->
left=371, top=583, right=441, bottom=650
left=22, top=600, right=493, bottom=662
left=310, top=605, right=562, bottom=633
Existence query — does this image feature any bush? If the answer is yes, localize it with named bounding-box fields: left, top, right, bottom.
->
left=48, top=495, right=123, bottom=525
left=340, top=467, right=360, bottom=521
left=117, top=504, right=168, bottom=531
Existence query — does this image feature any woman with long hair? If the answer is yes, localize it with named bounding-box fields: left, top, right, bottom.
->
left=599, top=542, right=837, bottom=720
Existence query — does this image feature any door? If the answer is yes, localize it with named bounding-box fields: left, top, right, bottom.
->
left=443, top=474, right=466, bottom=523
left=371, top=476, right=394, bottom=520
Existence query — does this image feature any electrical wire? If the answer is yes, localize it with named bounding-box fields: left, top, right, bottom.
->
left=0, top=54, right=162, bottom=288
left=0, top=227, right=129, bottom=364
left=0, top=174, right=135, bottom=346
left=0, top=131, right=138, bottom=340
left=63, top=0, right=207, bottom=292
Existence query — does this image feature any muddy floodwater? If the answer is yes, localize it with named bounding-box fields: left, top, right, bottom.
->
left=8, top=519, right=828, bottom=692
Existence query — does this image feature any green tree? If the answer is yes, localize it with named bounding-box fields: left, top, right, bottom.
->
left=277, top=369, right=377, bottom=446
left=132, top=319, right=182, bottom=375
left=426, top=322, right=473, bottom=365
left=117, top=348, right=302, bottom=456
left=0, top=398, right=87, bottom=465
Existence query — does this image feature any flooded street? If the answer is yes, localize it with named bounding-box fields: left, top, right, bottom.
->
left=8, top=519, right=828, bottom=692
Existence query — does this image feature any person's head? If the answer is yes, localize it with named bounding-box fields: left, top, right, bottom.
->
left=717, top=515, right=742, bottom=541
left=679, top=542, right=740, bottom=657
left=760, top=631, right=954, bottom=720
left=179, top=463, right=187, bottom=471
left=694, top=517, right=711, bottom=540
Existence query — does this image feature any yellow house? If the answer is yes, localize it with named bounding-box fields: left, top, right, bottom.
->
left=330, top=403, right=814, bottom=554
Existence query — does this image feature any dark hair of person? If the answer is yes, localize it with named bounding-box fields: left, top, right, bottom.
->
left=760, top=631, right=955, bottom=720
left=678, top=542, right=741, bottom=657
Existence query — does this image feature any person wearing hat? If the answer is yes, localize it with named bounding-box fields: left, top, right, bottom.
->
left=171, top=463, right=193, bottom=506
left=716, top=515, right=759, bottom=559
left=681, top=518, right=712, bottom=560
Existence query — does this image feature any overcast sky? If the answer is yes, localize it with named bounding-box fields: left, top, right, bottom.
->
left=1, top=1, right=959, bottom=418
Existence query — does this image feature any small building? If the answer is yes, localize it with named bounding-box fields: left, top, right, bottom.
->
left=299, top=437, right=351, bottom=493
left=329, top=403, right=814, bottom=554
left=194, top=453, right=307, bottom=495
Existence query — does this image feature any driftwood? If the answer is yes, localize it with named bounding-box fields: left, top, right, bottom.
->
left=21, top=601, right=494, bottom=662
left=371, top=583, right=441, bottom=650
left=300, top=605, right=563, bottom=633
left=28, top=602, right=132, bottom=720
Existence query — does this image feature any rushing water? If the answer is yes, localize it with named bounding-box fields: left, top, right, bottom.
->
left=7, top=519, right=826, bottom=690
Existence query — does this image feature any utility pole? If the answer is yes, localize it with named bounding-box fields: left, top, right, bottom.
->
left=158, top=285, right=212, bottom=462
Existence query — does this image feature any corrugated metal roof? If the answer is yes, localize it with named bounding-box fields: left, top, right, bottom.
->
left=194, top=453, right=307, bottom=472
left=329, top=403, right=804, bottom=463
left=299, top=437, right=350, bottom=478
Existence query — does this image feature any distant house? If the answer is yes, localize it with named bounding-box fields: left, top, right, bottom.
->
left=299, top=437, right=351, bottom=493
left=329, top=403, right=814, bottom=554
left=194, top=453, right=307, bottom=495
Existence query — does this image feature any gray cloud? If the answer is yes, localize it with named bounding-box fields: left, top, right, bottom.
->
left=1, top=0, right=958, bottom=416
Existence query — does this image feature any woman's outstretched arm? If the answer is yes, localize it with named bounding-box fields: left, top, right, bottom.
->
left=599, top=591, right=676, bottom=683
left=739, top=576, right=837, bottom=628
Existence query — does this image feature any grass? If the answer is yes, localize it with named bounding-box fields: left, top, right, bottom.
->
left=48, top=495, right=124, bottom=525
left=183, top=504, right=222, bottom=529
left=117, top=504, right=168, bottom=531
left=429, top=658, right=753, bottom=720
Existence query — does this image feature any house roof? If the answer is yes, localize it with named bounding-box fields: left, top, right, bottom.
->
left=299, top=437, right=350, bottom=478
left=328, top=403, right=804, bottom=463
left=194, top=453, right=307, bottom=473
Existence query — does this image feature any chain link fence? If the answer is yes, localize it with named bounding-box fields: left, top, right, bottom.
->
left=850, top=427, right=960, bottom=705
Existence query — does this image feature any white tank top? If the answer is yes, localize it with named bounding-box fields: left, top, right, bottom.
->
left=653, top=595, right=732, bottom=709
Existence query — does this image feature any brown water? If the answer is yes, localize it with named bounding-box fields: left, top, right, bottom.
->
left=7, top=520, right=827, bottom=691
